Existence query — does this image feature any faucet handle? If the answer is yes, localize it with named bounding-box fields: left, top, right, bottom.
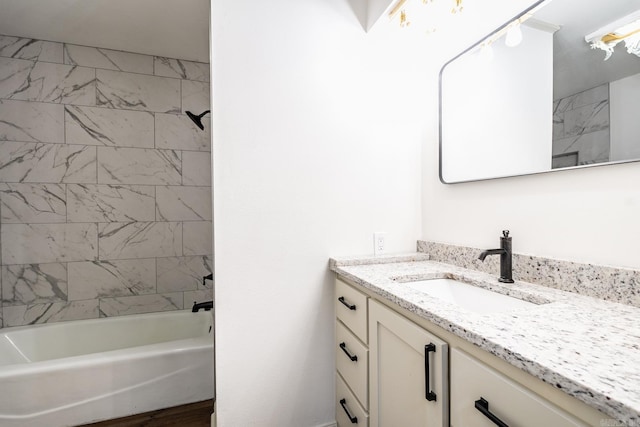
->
left=502, top=230, right=510, bottom=238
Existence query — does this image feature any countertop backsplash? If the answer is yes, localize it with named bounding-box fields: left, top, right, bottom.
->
left=418, top=240, right=640, bottom=308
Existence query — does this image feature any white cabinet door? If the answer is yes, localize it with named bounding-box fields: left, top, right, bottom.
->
left=369, top=300, right=448, bottom=427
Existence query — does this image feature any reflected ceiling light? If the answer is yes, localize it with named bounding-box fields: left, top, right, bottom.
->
left=480, top=43, right=494, bottom=62
left=505, top=24, right=523, bottom=47
left=585, top=10, right=640, bottom=60
left=478, top=9, right=555, bottom=53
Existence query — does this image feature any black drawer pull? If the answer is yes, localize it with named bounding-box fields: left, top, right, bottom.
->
left=339, top=342, right=358, bottom=361
left=339, top=398, right=358, bottom=424
left=424, top=343, right=437, bottom=401
left=338, top=296, right=356, bottom=310
left=475, top=397, right=509, bottom=427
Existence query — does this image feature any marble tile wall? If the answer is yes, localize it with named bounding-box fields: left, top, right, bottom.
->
left=0, top=35, right=213, bottom=328
left=552, top=84, right=610, bottom=168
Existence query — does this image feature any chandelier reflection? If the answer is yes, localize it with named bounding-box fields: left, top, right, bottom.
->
left=389, top=0, right=465, bottom=34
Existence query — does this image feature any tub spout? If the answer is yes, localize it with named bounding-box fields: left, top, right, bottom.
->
left=192, top=301, right=213, bottom=312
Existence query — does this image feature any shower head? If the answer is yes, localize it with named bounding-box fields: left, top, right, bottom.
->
left=186, top=110, right=211, bottom=131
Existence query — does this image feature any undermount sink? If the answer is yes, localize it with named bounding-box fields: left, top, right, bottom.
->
left=403, top=278, right=540, bottom=314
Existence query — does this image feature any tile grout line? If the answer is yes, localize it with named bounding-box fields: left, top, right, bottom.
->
left=0, top=36, right=212, bottom=327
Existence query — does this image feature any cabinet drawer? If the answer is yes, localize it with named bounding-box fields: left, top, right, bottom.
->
left=450, top=349, right=587, bottom=427
left=336, top=279, right=368, bottom=343
left=336, top=321, right=369, bottom=409
left=337, top=373, right=369, bottom=427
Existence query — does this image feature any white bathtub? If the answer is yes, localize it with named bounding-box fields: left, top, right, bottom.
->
left=0, top=310, right=214, bottom=427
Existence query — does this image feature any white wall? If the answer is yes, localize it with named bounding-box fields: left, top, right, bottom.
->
left=423, top=2, right=640, bottom=270
left=211, top=0, right=640, bottom=425
left=610, top=72, right=640, bottom=162
left=211, top=0, right=429, bottom=425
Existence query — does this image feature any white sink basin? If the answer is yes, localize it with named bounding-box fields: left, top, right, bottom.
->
left=404, top=278, right=539, bottom=314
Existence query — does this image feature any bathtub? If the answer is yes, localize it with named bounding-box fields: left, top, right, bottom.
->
left=0, top=310, right=214, bottom=427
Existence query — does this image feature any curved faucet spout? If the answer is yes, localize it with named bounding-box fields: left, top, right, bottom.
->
left=478, top=248, right=506, bottom=261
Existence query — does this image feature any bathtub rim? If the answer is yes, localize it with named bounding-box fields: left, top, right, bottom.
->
left=0, top=310, right=214, bottom=375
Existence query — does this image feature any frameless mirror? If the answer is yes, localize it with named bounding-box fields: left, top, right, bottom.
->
left=439, top=0, right=640, bottom=183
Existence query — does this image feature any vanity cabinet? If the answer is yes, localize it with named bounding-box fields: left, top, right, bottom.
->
left=335, top=279, right=448, bottom=427
left=335, top=275, right=613, bottom=427
left=335, top=279, right=370, bottom=426
left=369, top=299, right=448, bottom=427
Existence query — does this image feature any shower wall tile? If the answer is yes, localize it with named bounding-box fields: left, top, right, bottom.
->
left=0, top=142, right=97, bottom=184
left=67, top=259, right=156, bottom=300
left=0, top=36, right=212, bottom=327
left=157, top=255, right=213, bottom=293
left=97, top=147, right=181, bottom=185
left=552, top=83, right=610, bottom=167
left=154, top=57, right=209, bottom=82
left=65, top=105, right=154, bottom=148
left=553, top=129, right=610, bottom=163
left=96, top=69, right=180, bottom=113
left=181, top=80, right=210, bottom=114
left=98, top=221, right=182, bottom=260
left=182, top=151, right=212, bottom=186
left=555, top=84, right=608, bottom=113
left=64, top=44, right=153, bottom=74
left=0, top=99, right=64, bottom=143
left=183, top=221, right=212, bottom=256
left=184, top=289, right=213, bottom=308
left=99, top=292, right=183, bottom=317
left=3, top=300, right=98, bottom=327
left=1, top=263, right=67, bottom=306
left=0, top=183, right=66, bottom=223
left=0, top=36, right=63, bottom=63
left=1, top=223, right=98, bottom=265
left=156, top=186, right=212, bottom=221
left=0, top=58, right=96, bottom=105
left=563, top=101, right=609, bottom=138
left=67, top=184, right=155, bottom=222
left=155, top=113, right=211, bottom=151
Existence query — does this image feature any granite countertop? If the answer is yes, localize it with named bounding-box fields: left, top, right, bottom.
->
left=329, top=253, right=640, bottom=426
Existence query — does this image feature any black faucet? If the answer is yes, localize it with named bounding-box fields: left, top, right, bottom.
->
left=192, top=301, right=213, bottom=312
left=478, top=230, right=514, bottom=283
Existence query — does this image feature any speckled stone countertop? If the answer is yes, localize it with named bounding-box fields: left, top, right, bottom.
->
left=330, top=254, right=640, bottom=426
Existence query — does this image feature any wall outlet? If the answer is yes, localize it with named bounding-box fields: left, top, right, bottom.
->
left=373, top=232, right=387, bottom=255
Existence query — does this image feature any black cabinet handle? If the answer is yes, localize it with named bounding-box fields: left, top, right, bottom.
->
left=339, top=342, right=358, bottom=361
left=338, top=296, right=356, bottom=310
left=475, top=397, right=509, bottom=427
left=339, top=398, right=358, bottom=424
left=424, top=343, right=437, bottom=401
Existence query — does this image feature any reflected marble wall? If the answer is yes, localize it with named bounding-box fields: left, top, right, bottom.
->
left=552, top=83, right=610, bottom=168
left=0, top=35, right=213, bottom=328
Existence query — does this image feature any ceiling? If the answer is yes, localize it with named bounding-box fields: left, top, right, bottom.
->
left=535, top=0, right=640, bottom=99
left=0, top=0, right=210, bottom=62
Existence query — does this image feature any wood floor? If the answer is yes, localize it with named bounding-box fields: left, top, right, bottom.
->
left=80, top=399, right=213, bottom=427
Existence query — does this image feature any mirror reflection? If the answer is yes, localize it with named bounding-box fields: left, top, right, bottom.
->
left=440, top=0, right=640, bottom=183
